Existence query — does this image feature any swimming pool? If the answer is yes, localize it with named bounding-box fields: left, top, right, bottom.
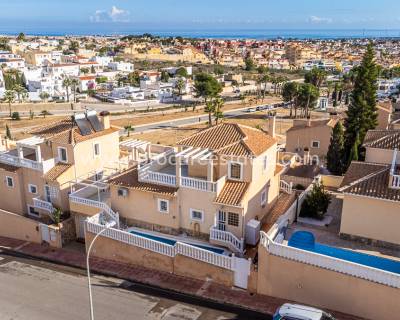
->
left=288, top=231, right=400, bottom=275
left=130, top=230, right=225, bottom=255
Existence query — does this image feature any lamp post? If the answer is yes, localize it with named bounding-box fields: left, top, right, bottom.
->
left=86, top=220, right=116, bottom=320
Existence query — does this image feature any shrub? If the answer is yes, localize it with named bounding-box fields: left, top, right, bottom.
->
left=299, top=182, right=331, bottom=220
left=11, top=111, right=20, bottom=120
left=294, top=183, right=305, bottom=190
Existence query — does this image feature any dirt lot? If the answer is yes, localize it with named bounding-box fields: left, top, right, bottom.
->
left=110, top=96, right=282, bottom=128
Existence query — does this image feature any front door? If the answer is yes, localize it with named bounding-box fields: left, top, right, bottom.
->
left=217, top=210, right=226, bottom=231
left=44, top=185, right=51, bottom=202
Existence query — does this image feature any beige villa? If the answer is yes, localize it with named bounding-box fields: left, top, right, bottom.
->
left=285, top=118, right=338, bottom=158
left=0, top=110, right=121, bottom=241
left=70, top=122, right=284, bottom=254
left=339, top=129, right=400, bottom=247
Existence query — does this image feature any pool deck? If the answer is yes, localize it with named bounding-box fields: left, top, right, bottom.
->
left=285, top=194, right=400, bottom=262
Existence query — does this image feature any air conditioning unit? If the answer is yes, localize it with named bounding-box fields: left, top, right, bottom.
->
left=245, top=219, right=261, bottom=246
left=117, top=188, right=128, bottom=197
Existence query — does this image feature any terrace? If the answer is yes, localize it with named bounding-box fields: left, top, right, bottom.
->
left=0, top=136, right=57, bottom=173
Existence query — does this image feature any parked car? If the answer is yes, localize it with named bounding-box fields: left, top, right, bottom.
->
left=246, top=107, right=257, bottom=112
left=273, top=304, right=336, bottom=320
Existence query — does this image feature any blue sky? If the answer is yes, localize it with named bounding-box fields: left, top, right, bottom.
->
left=0, top=0, right=400, bottom=31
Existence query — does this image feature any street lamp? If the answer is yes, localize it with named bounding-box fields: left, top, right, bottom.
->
left=86, top=220, right=116, bottom=320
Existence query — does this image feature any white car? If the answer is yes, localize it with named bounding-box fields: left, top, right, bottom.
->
left=273, top=303, right=336, bottom=320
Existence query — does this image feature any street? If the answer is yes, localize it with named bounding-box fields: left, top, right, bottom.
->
left=0, top=252, right=270, bottom=320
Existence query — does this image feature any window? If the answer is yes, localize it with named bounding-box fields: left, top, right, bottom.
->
left=157, top=199, right=169, bottom=213
left=27, top=205, right=39, bottom=217
left=263, top=155, right=268, bottom=171
left=228, top=212, right=239, bottom=227
left=58, top=147, right=68, bottom=163
left=93, top=142, right=101, bottom=157
left=6, top=176, right=14, bottom=188
left=261, top=189, right=267, bottom=206
left=117, top=188, right=128, bottom=197
left=190, top=209, right=204, bottom=222
left=28, top=184, right=37, bottom=194
left=311, top=140, right=320, bottom=148
left=228, top=162, right=242, bottom=180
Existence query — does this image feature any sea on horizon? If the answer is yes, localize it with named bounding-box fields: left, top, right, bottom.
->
left=1, top=25, right=400, bottom=39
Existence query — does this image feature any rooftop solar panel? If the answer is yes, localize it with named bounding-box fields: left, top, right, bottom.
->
left=74, top=113, right=92, bottom=136
left=86, top=110, right=104, bottom=132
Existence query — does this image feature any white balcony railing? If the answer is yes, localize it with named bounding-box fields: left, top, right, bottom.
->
left=390, top=149, right=400, bottom=189
left=69, top=194, right=120, bottom=228
left=260, top=231, right=400, bottom=288
left=33, top=197, right=54, bottom=213
left=141, top=171, right=177, bottom=187
left=180, top=176, right=216, bottom=192
left=0, top=152, right=43, bottom=171
left=210, top=226, right=244, bottom=254
left=280, top=179, right=293, bottom=194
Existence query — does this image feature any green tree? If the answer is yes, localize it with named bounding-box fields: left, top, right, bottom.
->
left=244, top=57, right=255, bottom=71
left=299, top=182, right=332, bottom=220
left=62, top=78, right=72, bottom=102
left=127, top=71, right=140, bottom=87
left=304, top=67, right=327, bottom=89
left=327, top=122, right=345, bottom=175
left=17, top=32, right=26, bottom=42
left=69, top=41, right=79, bottom=53
left=344, top=43, right=378, bottom=166
left=70, top=78, right=79, bottom=103
left=174, top=78, right=186, bottom=98
left=4, top=90, right=16, bottom=117
left=160, top=70, right=170, bottom=83
left=0, top=37, right=11, bottom=51
left=194, top=73, right=222, bottom=110
left=39, top=91, right=50, bottom=102
left=40, top=110, right=51, bottom=119
left=213, top=97, right=224, bottom=125
left=11, top=111, right=20, bottom=120
left=281, top=81, right=299, bottom=118
left=124, top=125, right=134, bottom=137
left=297, top=83, right=319, bottom=118
left=5, top=124, right=12, bottom=140
left=257, top=73, right=270, bottom=101
left=12, top=84, right=26, bottom=103
left=176, top=67, right=188, bottom=78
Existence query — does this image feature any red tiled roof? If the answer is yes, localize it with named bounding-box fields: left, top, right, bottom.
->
left=214, top=180, right=249, bottom=206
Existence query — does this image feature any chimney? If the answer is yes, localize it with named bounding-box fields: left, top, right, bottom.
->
left=303, top=147, right=310, bottom=164
left=99, top=111, right=110, bottom=130
left=268, top=116, right=276, bottom=138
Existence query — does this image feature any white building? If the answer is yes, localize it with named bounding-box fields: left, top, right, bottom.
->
left=108, top=61, right=134, bottom=73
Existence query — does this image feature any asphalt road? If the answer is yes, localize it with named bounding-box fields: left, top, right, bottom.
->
left=0, top=252, right=270, bottom=320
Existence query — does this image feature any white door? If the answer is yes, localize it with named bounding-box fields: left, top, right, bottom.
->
left=75, top=215, right=86, bottom=239
left=217, top=210, right=226, bottom=231
left=40, top=224, right=50, bottom=243
left=233, top=257, right=251, bottom=289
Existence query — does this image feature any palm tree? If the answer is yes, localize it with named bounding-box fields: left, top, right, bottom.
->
left=257, top=73, right=269, bottom=101
left=70, top=78, right=79, bottom=103
left=4, top=90, right=16, bottom=117
left=124, top=125, right=134, bottom=137
left=62, top=78, right=72, bottom=102
left=298, top=83, right=319, bottom=118
left=175, top=78, right=185, bottom=99
left=213, top=97, right=224, bottom=125
left=204, top=101, right=214, bottom=127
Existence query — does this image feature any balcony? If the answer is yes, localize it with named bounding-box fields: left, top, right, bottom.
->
left=33, top=197, right=54, bottom=213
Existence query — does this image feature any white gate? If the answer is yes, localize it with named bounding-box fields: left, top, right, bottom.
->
left=40, top=224, right=50, bottom=243
left=233, top=257, right=251, bottom=289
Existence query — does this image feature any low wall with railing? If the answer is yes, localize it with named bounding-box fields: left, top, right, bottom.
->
left=258, top=232, right=400, bottom=320
left=85, top=215, right=250, bottom=288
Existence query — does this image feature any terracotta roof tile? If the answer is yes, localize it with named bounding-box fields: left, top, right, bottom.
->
left=339, top=162, right=400, bottom=201
left=363, top=130, right=400, bottom=150
left=287, top=119, right=337, bottom=132
left=214, top=180, right=249, bottom=206
left=109, top=167, right=178, bottom=196
left=177, top=123, right=276, bottom=158
left=44, top=163, right=72, bottom=181
left=340, top=161, right=387, bottom=188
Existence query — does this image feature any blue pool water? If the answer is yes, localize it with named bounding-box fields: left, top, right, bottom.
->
left=130, top=230, right=225, bottom=255
left=288, top=231, right=400, bottom=275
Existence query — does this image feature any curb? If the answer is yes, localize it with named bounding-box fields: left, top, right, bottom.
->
left=0, top=247, right=272, bottom=318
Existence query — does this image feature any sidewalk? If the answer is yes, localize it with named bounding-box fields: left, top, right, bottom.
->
left=0, top=236, right=363, bottom=320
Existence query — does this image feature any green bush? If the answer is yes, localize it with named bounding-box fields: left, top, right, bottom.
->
left=299, top=182, right=331, bottom=220
left=11, top=112, right=20, bottom=120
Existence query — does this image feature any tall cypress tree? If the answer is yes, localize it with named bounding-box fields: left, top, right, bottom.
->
left=344, top=43, right=378, bottom=166
left=327, top=122, right=345, bottom=175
